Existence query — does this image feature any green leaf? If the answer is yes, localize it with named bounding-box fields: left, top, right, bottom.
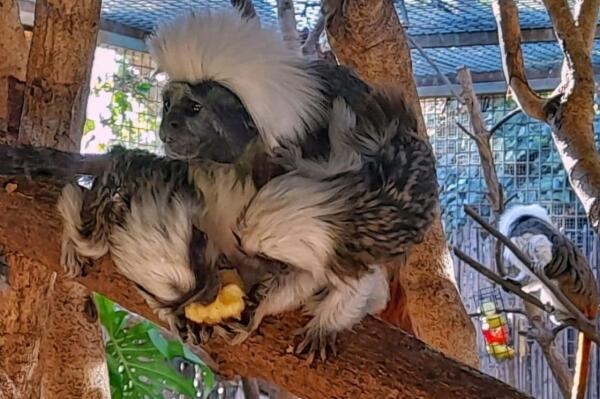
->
left=96, top=294, right=200, bottom=398
left=83, top=119, right=96, bottom=135
left=135, top=82, right=152, bottom=94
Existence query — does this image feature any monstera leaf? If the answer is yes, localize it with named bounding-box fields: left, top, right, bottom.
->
left=94, top=293, right=215, bottom=399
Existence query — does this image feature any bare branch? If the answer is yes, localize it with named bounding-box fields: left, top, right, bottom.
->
left=230, top=0, right=258, bottom=21
left=489, top=108, right=522, bottom=135
left=492, top=0, right=546, bottom=121
left=455, top=121, right=477, bottom=141
left=468, top=308, right=526, bottom=317
left=276, top=0, right=300, bottom=53
left=457, top=68, right=504, bottom=216
left=409, top=37, right=463, bottom=103
left=453, top=247, right=549, bottom=312
left=523, top=302, right=573, bottom=397
left=301, top=14, right=325, bottom=58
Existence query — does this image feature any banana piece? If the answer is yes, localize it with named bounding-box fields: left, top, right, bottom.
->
left=185, top=269, right=245, bottom=325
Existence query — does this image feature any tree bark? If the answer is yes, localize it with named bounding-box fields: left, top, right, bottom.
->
left=0, top=1, right=110, bottom=397
left=325, top=0, right=478, bottom=368
left=0, top=173, right=531, bottom=399
left=17, top=0, right=101, bottom=151
left=492, top=0, right=600, bottom=235
left=0, top=0, right=29, bottom=143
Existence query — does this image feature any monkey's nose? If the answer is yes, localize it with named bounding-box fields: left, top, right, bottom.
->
left=169, top=120, right=180, bottom=129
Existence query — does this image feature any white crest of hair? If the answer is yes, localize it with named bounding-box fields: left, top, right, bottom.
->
left=111, top=191, right=197, bottom=303
left=147, top=8, right=326, bottom=151
left=498, top=203, right=552, bottom=235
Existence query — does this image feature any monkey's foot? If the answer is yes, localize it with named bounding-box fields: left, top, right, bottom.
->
left=217, top=319, right=257, bottom=346
left=294, top=327, right=337, bottom=364
left=60, top=241, right=92, bottom=278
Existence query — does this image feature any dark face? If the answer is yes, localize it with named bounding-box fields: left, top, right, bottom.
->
left=160, top=81, right=258, bottom=163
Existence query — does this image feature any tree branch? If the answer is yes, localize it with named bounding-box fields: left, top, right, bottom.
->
left=301, top=14, right=325, bottom=58
left=0, top=150, right=531, bottom=399
left=489, top=108, right=522, bottom=135
left=492, top=0, right=546, bottom=121
left=408, top=37, right=463, bottom=103
left=276, top=0, right=300, bottom=53
left=453, top=247, right=550, bottom=313
left=573, top=0, right=600, bottom=52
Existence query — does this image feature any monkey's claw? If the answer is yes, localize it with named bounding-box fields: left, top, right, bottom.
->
left=219, top=320, right=254, bottom=345
left=294, top=327, right=337, bottom=364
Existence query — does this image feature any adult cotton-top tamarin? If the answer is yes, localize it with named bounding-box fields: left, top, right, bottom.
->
left=499, top=204, right=599, bottom=399
left=147, top=8, right=439, bottom=360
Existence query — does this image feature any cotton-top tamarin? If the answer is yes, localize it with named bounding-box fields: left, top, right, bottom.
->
left=499, top=204, right=599, bottom=399
left=144, top=8, right=439, bottom=360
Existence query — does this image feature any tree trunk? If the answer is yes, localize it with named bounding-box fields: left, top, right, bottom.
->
left=0, top=0, right=29, bottom=143
left=0, top=172, right=531, bottom=399
left=0, top=1, right=110, bottom=397
left=325, top=0, right=478, bottom=368
left=17, top=0, right=101, bottom=151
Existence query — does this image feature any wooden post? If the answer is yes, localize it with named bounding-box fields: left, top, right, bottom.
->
left=325, top=0, right=479, bottom=367
left=0, top=0, right=110, bottom=397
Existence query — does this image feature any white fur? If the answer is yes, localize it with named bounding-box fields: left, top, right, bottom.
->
left=147, top=8, right=326, bottom=151
left=111, top=191, right=198, bottom=303
left=499, top=204, right=569, bottom=323
left=238, top=173, right=345, bottom=280
left=498, top=204, right=551, bottom=236
left=189, top=161, right=257, bottom=264
left=304, top=266, right=389, bottom=334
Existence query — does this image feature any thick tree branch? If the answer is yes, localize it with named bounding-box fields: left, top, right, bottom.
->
left=0, top=170, right=530, bottom=399
left=491, top=0, right=546, bottom=121
left=573, top=0, right=600, bottom=51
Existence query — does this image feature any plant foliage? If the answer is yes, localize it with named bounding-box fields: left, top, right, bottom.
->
left=94, top=293, right=215, bottom=399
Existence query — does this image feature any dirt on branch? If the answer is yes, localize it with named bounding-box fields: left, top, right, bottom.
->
left=0, top=165, right=530, bottom=398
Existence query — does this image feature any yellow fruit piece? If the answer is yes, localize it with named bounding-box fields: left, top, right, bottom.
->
left=184, top=270, right=245, bottom=325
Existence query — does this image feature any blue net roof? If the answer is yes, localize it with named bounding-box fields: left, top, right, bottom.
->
left=100, top=0, right=600, bottom=81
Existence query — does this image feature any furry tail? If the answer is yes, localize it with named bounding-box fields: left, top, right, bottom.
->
left=499, top=204, right=551, bottom=236
left=571, top=307, right=596, bottom=399
left=56, top=184, right=109, bottom=276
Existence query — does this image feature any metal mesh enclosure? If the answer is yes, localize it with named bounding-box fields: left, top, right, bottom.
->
left=425, top=94, right=600, bottom=245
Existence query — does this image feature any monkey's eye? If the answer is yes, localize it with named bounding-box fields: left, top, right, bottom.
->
left=163, top=99, right=171, bottom=113
left=191, top=102, right=203, bottom=113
